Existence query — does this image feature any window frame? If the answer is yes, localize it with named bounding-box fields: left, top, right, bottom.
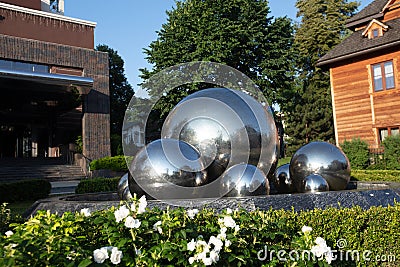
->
left=372, top=60, right=395, bottom=92
left=378, top=126, right=400, bottom=143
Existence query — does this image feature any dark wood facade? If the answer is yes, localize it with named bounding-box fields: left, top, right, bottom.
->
left=318, top=0, right=400, bottom=148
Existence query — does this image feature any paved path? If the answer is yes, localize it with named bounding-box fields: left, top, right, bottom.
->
left=50, top=180, right=80, bottom=195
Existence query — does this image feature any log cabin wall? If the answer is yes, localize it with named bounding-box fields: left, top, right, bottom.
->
left=331, top=50, right=400, bottom=147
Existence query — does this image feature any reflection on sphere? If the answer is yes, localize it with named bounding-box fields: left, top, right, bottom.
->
left=221, top=163, right=269, bottom=197
left=272, top=163, right=296, bottom=194
left=128, top=139, right=208, bottom=199
left=290, top=141, right=350, bottom=192
left=162, top=87, right=278, bottom=181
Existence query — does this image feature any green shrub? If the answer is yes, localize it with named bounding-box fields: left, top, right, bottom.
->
left=383, top=135, right=400, bottom=170
left=1, top=199, right=399, bottom=266
left=75, top=135, right=83, bottom=154
left=75, top=177, right=120, bottom=194
left=351, top=169, right=400, bottom=182
left=89, top=156, right=129, bottom=172
left=0, top=179, right=51, bottom=203
left=340, top=138, right=370, bottom=169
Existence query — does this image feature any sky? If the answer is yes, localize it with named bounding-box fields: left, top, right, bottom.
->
left=65, top=0, right=372, bottom=98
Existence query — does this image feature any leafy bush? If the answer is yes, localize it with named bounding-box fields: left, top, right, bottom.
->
left=89, top=156, right=129, bottom=172
left=75, top=177, right=120, bottom=194
left=340, top=138, right=370, bottom=169
left=111, top=134, right=124, bottom=156
left=383, top=135, right=400, bottom=170
left=0, top=179, right=51, bottom=203
left=75, top=135, right=83, bottom=154
left=1, top=198, right=399, bottom=266
left=351, top=169, right=400, bottom=182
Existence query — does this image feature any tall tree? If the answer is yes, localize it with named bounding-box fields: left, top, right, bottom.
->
left=140, top=0, right=295, bottom=116
left=285, top=0, right=358, bottom=154
left=96, top=45, right=134, bottom=135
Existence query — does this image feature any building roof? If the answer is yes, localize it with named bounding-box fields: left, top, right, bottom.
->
left=346, top=0, right=387, bottom=28
left=318, top=17, right=400, bottom=66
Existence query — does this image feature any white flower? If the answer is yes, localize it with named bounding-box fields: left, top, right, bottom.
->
left=225, top=240, right=231, bottom=247
left=222, top=216, right=237, bottom=228
left=226, top=208, right=233, bottom=214
left=110, top=247, right=123, bottom=265
left=301, top=225, right=312, bottom=234
left=137, top=195, right=147, bottom=214
left=80, top=208, right=91, bottom=217
left=189, top=256, right=196, bottom=264
left=135, top=248, right=142, bottom=255
left=130, top=202, right=136, bottom=212
left=93, top=247, right=109, bottom=264
left=125, top=216, right=141, bottom=229
left=196, top=240, right=210, bottom=253
left=234, top=225, right=240, bottom=232
left=114, top=205, right=130, bottom=223
left=202, top=256, right=213, bottom=266
left=209, top=236, right=223, bottom=252
left=153, top=220, right=162, bottom=234
left=210, top=250, right=220, bottom=263
left=5, top=230, right=13, bottom=237
left=187, top=239, right=196, bottom=251
left=325, top=248, right=334, bottom=264
left=315, top=237, right=327, bottom=246
left=186, top=208, right=199, bottom=219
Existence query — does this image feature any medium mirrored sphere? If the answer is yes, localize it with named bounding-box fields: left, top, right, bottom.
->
left=303, top=174, right=329, bottom=193
left=122, top=186, right=133, bottom=200
left=272, top=163, right=296, bottom=194
left=221, top=163, right=269, bottom=197
left=290, top=141, right=351, bottom=191
left=128, top=139, right=208, bottom=199
left=162, top=87, right=278, bottom=181
left=117, top=173, right=130, bottom=200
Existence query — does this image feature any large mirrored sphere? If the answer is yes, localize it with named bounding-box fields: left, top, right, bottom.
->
left=290, top=141, right=351, bottom=191
left=128, top=139, right=208, bottom=199
left=303, top=174, right=329, bottom=193
left=221, top=163, right=269, bottom=197
left=162, top=88, right=278, bottom=181
left=272, top=163, right=296, bottom=194
left=117, top=173, right=132, bottom=200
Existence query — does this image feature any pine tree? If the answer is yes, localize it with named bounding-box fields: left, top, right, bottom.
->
left=285, top=0, right=358, bottom=154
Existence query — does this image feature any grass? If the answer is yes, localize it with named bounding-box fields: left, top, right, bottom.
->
left=7, top=201, right=35, bottom=216
left=277, top=157, right=291, bottom=167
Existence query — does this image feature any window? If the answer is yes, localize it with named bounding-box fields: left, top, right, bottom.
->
left=372, top=28, right=379, bottom=38
left=379, top=127, right=399, bottom=142
left=0, top=59, right=49, bottom=74
left=372, top=61, right=395, bottom=91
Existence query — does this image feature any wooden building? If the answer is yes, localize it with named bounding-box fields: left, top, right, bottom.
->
left=318, top=0, right=400, bottom=148
left=0, top=0, right=111, bottom=161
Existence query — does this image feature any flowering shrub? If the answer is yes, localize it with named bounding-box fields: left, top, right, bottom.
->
left=1, top=198, right=399, bottom=266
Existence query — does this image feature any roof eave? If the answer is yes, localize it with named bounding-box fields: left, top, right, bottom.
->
left=317, top=40, right=400, bottom=67
left=346, top=13, right=384, bottom=29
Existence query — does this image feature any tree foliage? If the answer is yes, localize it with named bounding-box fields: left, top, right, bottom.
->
left=284, top=0, right=358, bottom=154
left=140, top=0, right=295, bottom=116
left=96, top=44, right=134, bottom=135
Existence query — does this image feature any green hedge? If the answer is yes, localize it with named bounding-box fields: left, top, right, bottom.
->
left=75, top=177, right=120, bottom=194
left=351, top=169, right=400, bottom=183
left=0, top=179, right=51, bottom=203
left=0, top=201, right=399, bottom=266
left=89, top=156, right=129, bottom=172
left=340, top=138, right=370, bottom=169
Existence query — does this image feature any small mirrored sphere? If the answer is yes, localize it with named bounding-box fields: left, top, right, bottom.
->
left=117, top=173, right=129, bottom=200
left=128, top=139, right=208, bottom=199
left=272, top=163, right=296, bottom=194
left=162, top=88, right=278, bottom=181
left=221, top=163, right=269, bottom=197
left=290, top=141, right=351, bottom=191
left=303, top=174, right=329, bottom=193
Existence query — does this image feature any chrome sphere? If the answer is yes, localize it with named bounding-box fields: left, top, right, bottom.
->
left=290, top=141, right=351, bottom=191
left=221, top=163, right=269, bottom=197
left=303, top=174, right=330, bottom=193
left=272, top=163, right=296, bottom=194
left=162, top=87, right=278, bottom=181
left=122, top=186, right=133, bottom=200
left=117, top=173, right=130, bottom=200
left=128, top=139, right=208, bottom=199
